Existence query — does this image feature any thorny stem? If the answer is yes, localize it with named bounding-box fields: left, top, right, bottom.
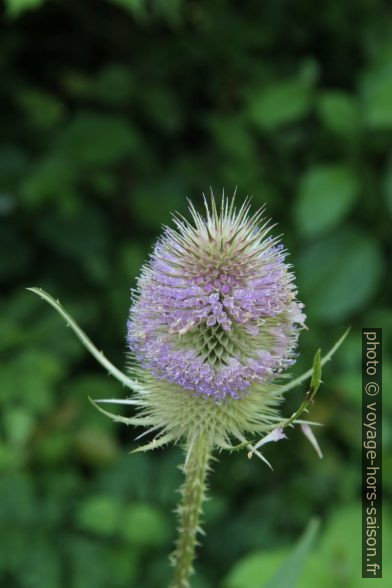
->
left=170, top=433, right=211, bottom=588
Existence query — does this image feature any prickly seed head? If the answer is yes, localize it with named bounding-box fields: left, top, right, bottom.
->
left=127, top=196, right=305, bottom=401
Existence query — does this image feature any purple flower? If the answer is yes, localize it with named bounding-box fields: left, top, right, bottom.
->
left=127, top=196, right=306, bottom=400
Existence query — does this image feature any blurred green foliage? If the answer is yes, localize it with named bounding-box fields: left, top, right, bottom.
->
left=1, top=0, right=391, bottom=586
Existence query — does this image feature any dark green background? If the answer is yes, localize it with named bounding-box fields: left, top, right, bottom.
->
left=1, top=1, right=391, bottom=586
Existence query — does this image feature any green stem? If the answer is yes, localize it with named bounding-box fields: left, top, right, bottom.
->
left=170, top=433, right=211, bottom=588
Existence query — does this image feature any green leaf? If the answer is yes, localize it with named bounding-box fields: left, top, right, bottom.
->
left=298, top=229, right=384, bottom=321
left=111, top=0, right=183, bottom=24
left=362, top=62, right=392, bottom=129
left=6, top=0, right=47, bottom=18
left=121, top=503, right=170, bottom=547
left=264, top=519, right=320, bottom=588
left=21, top=157, right=77, bottom=210
left=57, top=112, right=140, bottom=167
left=17, top=88, right=65, bottom=131
left=110, top=0, right=148, bottom=20
left=92, top=65, right=134, bottom=107
left=0, top=349, right=64, bottom=411
left=318, top=91, right=360, bottom=136
left=76, top=496, right=123, bottom=536
left=295, top=164, right=360, bottom=238
left=3, top=409, right=35, bottom=447
left=74, top=427, right=120, bottom=466
left=299, top=504, right=392, bottom=587
left=224, top=550, right=288, bottom=588
left=364, top=77, right=392, bottom=128
left=248, top=76, right=313, bottom=130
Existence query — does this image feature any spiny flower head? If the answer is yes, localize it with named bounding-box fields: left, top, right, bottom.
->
left=127, top=196, right=305, bottom=401
left=29, top=192, right=343, bottom=458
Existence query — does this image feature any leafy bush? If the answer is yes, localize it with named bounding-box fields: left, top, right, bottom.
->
left=1, top=0, right=391, bottom=586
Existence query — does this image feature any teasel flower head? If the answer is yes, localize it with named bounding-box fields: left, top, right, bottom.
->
left=28, top=194, right=348, bottom=588
left=108, top=195, right=307, bottom=452
left=128, top=197, right=305, bottom=398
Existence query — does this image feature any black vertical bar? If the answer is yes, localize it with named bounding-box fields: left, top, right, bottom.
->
left=362, top=328, right=382, bottom=578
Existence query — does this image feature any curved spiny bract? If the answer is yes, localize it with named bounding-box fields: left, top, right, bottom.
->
left=115, top=367, right=286, bottom=452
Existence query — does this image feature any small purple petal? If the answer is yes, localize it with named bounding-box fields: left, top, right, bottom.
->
left=252, top=427, right=287, bottom=451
